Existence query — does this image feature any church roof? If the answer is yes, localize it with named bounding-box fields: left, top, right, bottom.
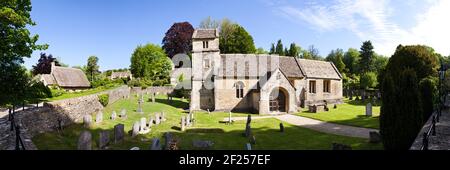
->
left=52, top=66, right=91, bottom=88
left=218, top=54, right=305, bottom=78
left=192, top=29, right=219, bottom=39
left=295, top=58, right=342, bottom=79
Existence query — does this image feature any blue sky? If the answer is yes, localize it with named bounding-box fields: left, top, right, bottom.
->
left=25, top=0, right=450, bottom=71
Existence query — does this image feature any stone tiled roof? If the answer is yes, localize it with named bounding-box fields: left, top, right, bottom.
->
left=295, top=58, right=342, bottom=79
left=52, top=66, right=91, bottom=88
left=41, top=74, right=56, bottom=85
left=218, top=54, right=304, bottom=78
left=192, top=29, right=219, bottom=39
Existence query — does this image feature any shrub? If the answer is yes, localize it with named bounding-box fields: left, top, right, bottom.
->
left=98, top=94, right=109, bottom=107
left=50, top=88, right=66, bottom=97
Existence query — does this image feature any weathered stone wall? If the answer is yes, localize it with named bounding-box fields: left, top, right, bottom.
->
left=131, top=86, right=175, bottom=95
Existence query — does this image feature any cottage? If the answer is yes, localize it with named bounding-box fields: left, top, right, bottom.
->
left=110, top=71, right=133, bottom=80
left=174, top=29, right=343, bottom=115
left=37, top=62, right=91, bottom=90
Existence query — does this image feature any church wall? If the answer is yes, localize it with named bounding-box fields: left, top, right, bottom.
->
left=214, top=78, right=259, bottom=112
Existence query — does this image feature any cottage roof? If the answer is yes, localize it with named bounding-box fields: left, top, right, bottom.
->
left=41, top=74, right=56, bottom=85
left=111, top=71, right=132, bottom=78
left=295, top=58, right=342, bottom=79
left=52, top=66, right=91, bottom=88
left=192, top=29, right=219, bottom=39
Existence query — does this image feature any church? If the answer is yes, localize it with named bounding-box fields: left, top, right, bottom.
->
left=175, top=29, right=343, bottom=115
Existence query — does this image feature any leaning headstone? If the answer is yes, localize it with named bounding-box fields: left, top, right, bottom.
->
left=369, top=131, right=381, bottom=143
left=181, top=116, right=186, bottom=131
left=77, top=131, right=92, bottom=150
left=110, top=111, right=117, bottom=120
left=114, top=124, right=125, bottom=143
left=366, top=103, right=373, bottom=117
left=150, top=138, right=162, bottom=150
left=98, top=130, right=110, bottom=149
left=132, top=121, right=140, bottom=137
left=155, top=113, right=161, bottom=125
left=246, top=143, right=252, bottom=150
left=120, top=109, right=127, bottom=119
left=83, top=114, right=92, bottom=128
left=140, top=117, right=147, bottom=129
left=96, top=111, right=103, bottom=123
left=280, top=123, right=285, bottom=132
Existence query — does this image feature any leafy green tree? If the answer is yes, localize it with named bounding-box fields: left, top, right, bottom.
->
left=219, top=24, right=256, bottom=54
left=256, top=47, right=268, bottom=54
left=0, top=0, right=48, bottom=107
left=360, top=72, right=378, bottom=89
left=130, top=44, right=172, bottom=86
left=269, top=43, right=275, bottom=54
left=307, top=45, right=321, bottom=60
left=86, top=56, right=100, bottom=82
left=326, top=49, right=346, bottom=73
left=359, top=41, right=375, bottom=73
left=380, top=68, right=423, bottom=150
left=288, top=43, right=301, bottom=58
left=199, top=16, right=219, bottom=29
left=275, top=39, right=284, bottom=56
left=343, top=48, right=360, bottom=75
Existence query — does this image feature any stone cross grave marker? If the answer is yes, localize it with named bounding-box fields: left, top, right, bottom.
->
left=132, top=121, right=140, bottom=137
left=83, top=114, right=92, bottom=128
left=96, top=111, right=103, bottom=124
left=77, top=131, right=92, bottom=150
left=366, top=103, right=372, bottom=117
left=114, top=124, right=125, bottom=143
left=111, top=111, right=117, bottom=120
left=98, top=130, right=110, bottom=149
left=137, top=95, right=144, bottom=113
left=151, top=138, right=162, bottom=150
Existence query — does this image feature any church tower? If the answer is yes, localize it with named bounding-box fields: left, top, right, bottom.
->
left=190, top=29, right=220, bottom=111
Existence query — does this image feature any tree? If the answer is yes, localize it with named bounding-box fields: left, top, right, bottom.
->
left=326, top=49, right=346, bottom=73
left=199, top=16, right=219, bottom=29
left=360, top=72, right=378, bottom=89
left=32, top=53, right=60, bottom=75
left=359, top=41, right=375, bottom=73
left=219, top=24, right=256, bottom=54
left=0, top=0, right=48, bottom=108
left=269, top=43, right=275, bottom=54
left=86, top=56, right=100, bottom=82
left=288, top=43, right=301, bottom=57
left=307, top=45, right=321, bottom=60
left=275, top=39, right=284, bottom=56
left=343, top=48, right=360, bottom=75
left=256, top=47, right=268, bottom=54
left=162, top=22, right=194, bottom=59
left=130, top=44, right=172, bottom=86
left=380, top=68, right=423, bottom=150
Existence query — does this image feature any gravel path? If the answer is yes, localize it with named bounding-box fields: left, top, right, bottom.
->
left=226, top=114, right=378, bottom=139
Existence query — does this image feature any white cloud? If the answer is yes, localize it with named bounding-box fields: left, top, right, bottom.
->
left=270, top=0, right=450, bottom=56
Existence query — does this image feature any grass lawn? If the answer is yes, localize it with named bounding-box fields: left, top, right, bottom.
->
left=297, top=98, right=380, bottom=129
left=33, top=95, right=382, bottom=150
left=46, top=84, right=122, bottom=102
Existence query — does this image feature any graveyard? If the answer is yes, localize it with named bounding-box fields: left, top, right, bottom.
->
left=32, top=93, right=383, bottom=150
left=298, top=98, right=381, bottom=129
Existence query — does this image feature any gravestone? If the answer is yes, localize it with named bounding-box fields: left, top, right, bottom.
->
left=228, top=112, right=233, bottom=124
left=96, top=112, right=103, bottom=123
left=151, top=138, right=162, bottom=150
left=132, top=121, right=140, bottom=137
left=246, top=143, right=252, bottom=150
left=369, top=131, right=381, bottom=143
left=114, top=124, right=125, bottom=143
left=332, top=143, right=352, bottom=150
left=366, top=103, right=373, bottom=117
left=246, top=115, right=252, bottom=125
left=186, top=114, right=191, bottom=127
left=181, top=116, right=186, bottom=131
left=83, top=114, right=92, bottom=128
left=155, top=113, right=161, bottom=125
left=164, top=132, right=173, bottom=150
left=334, top=104, right=337, bottom=109
left=148, top=116, right=154, bottom=128
left=140, top=117, right=148, bottom=130
left=111, top=111, right=117, bottom=120
left=280, top=123, right=284, bottom=132
left=193, top=140, right=214, bottom=149
left=152, top=93, right=156, bottom=103
left=161, top=112, right=167, bottom=122
left=77, top=131, right=92, bottom=150
left=137, top=97, right=143, bottom=114
left=245, top=124, right=252, bottom=137
left=120, top=109, right=127, bottom=119
left=190, top=112, right=195, bottom=125
left=98, top=130, right=110, bottom=149
left=130, top=147, right=140, bottom=150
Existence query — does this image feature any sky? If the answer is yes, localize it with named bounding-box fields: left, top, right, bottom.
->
left=24, top=0, right=450, bottom=71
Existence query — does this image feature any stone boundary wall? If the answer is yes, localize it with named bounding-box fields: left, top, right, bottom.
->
left=410, top=111, right=437, bottom=150
left=131, top=86, right=175, bottom=95
left=0, top=86, right=131, bottom=150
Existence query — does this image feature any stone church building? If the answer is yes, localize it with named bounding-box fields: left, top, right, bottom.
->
left=185, top=29, right=343, bottom=115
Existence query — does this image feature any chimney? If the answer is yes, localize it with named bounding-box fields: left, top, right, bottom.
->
left=50, top=61, right=55, bottom=74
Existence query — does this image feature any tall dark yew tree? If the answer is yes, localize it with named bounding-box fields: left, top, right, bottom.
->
left=162, top=22, right=194, bottom=59
left=359, top=41, right=375, bottom=73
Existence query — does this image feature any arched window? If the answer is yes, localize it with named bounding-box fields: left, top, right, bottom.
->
left=234, top=81, right=244, bottom=98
